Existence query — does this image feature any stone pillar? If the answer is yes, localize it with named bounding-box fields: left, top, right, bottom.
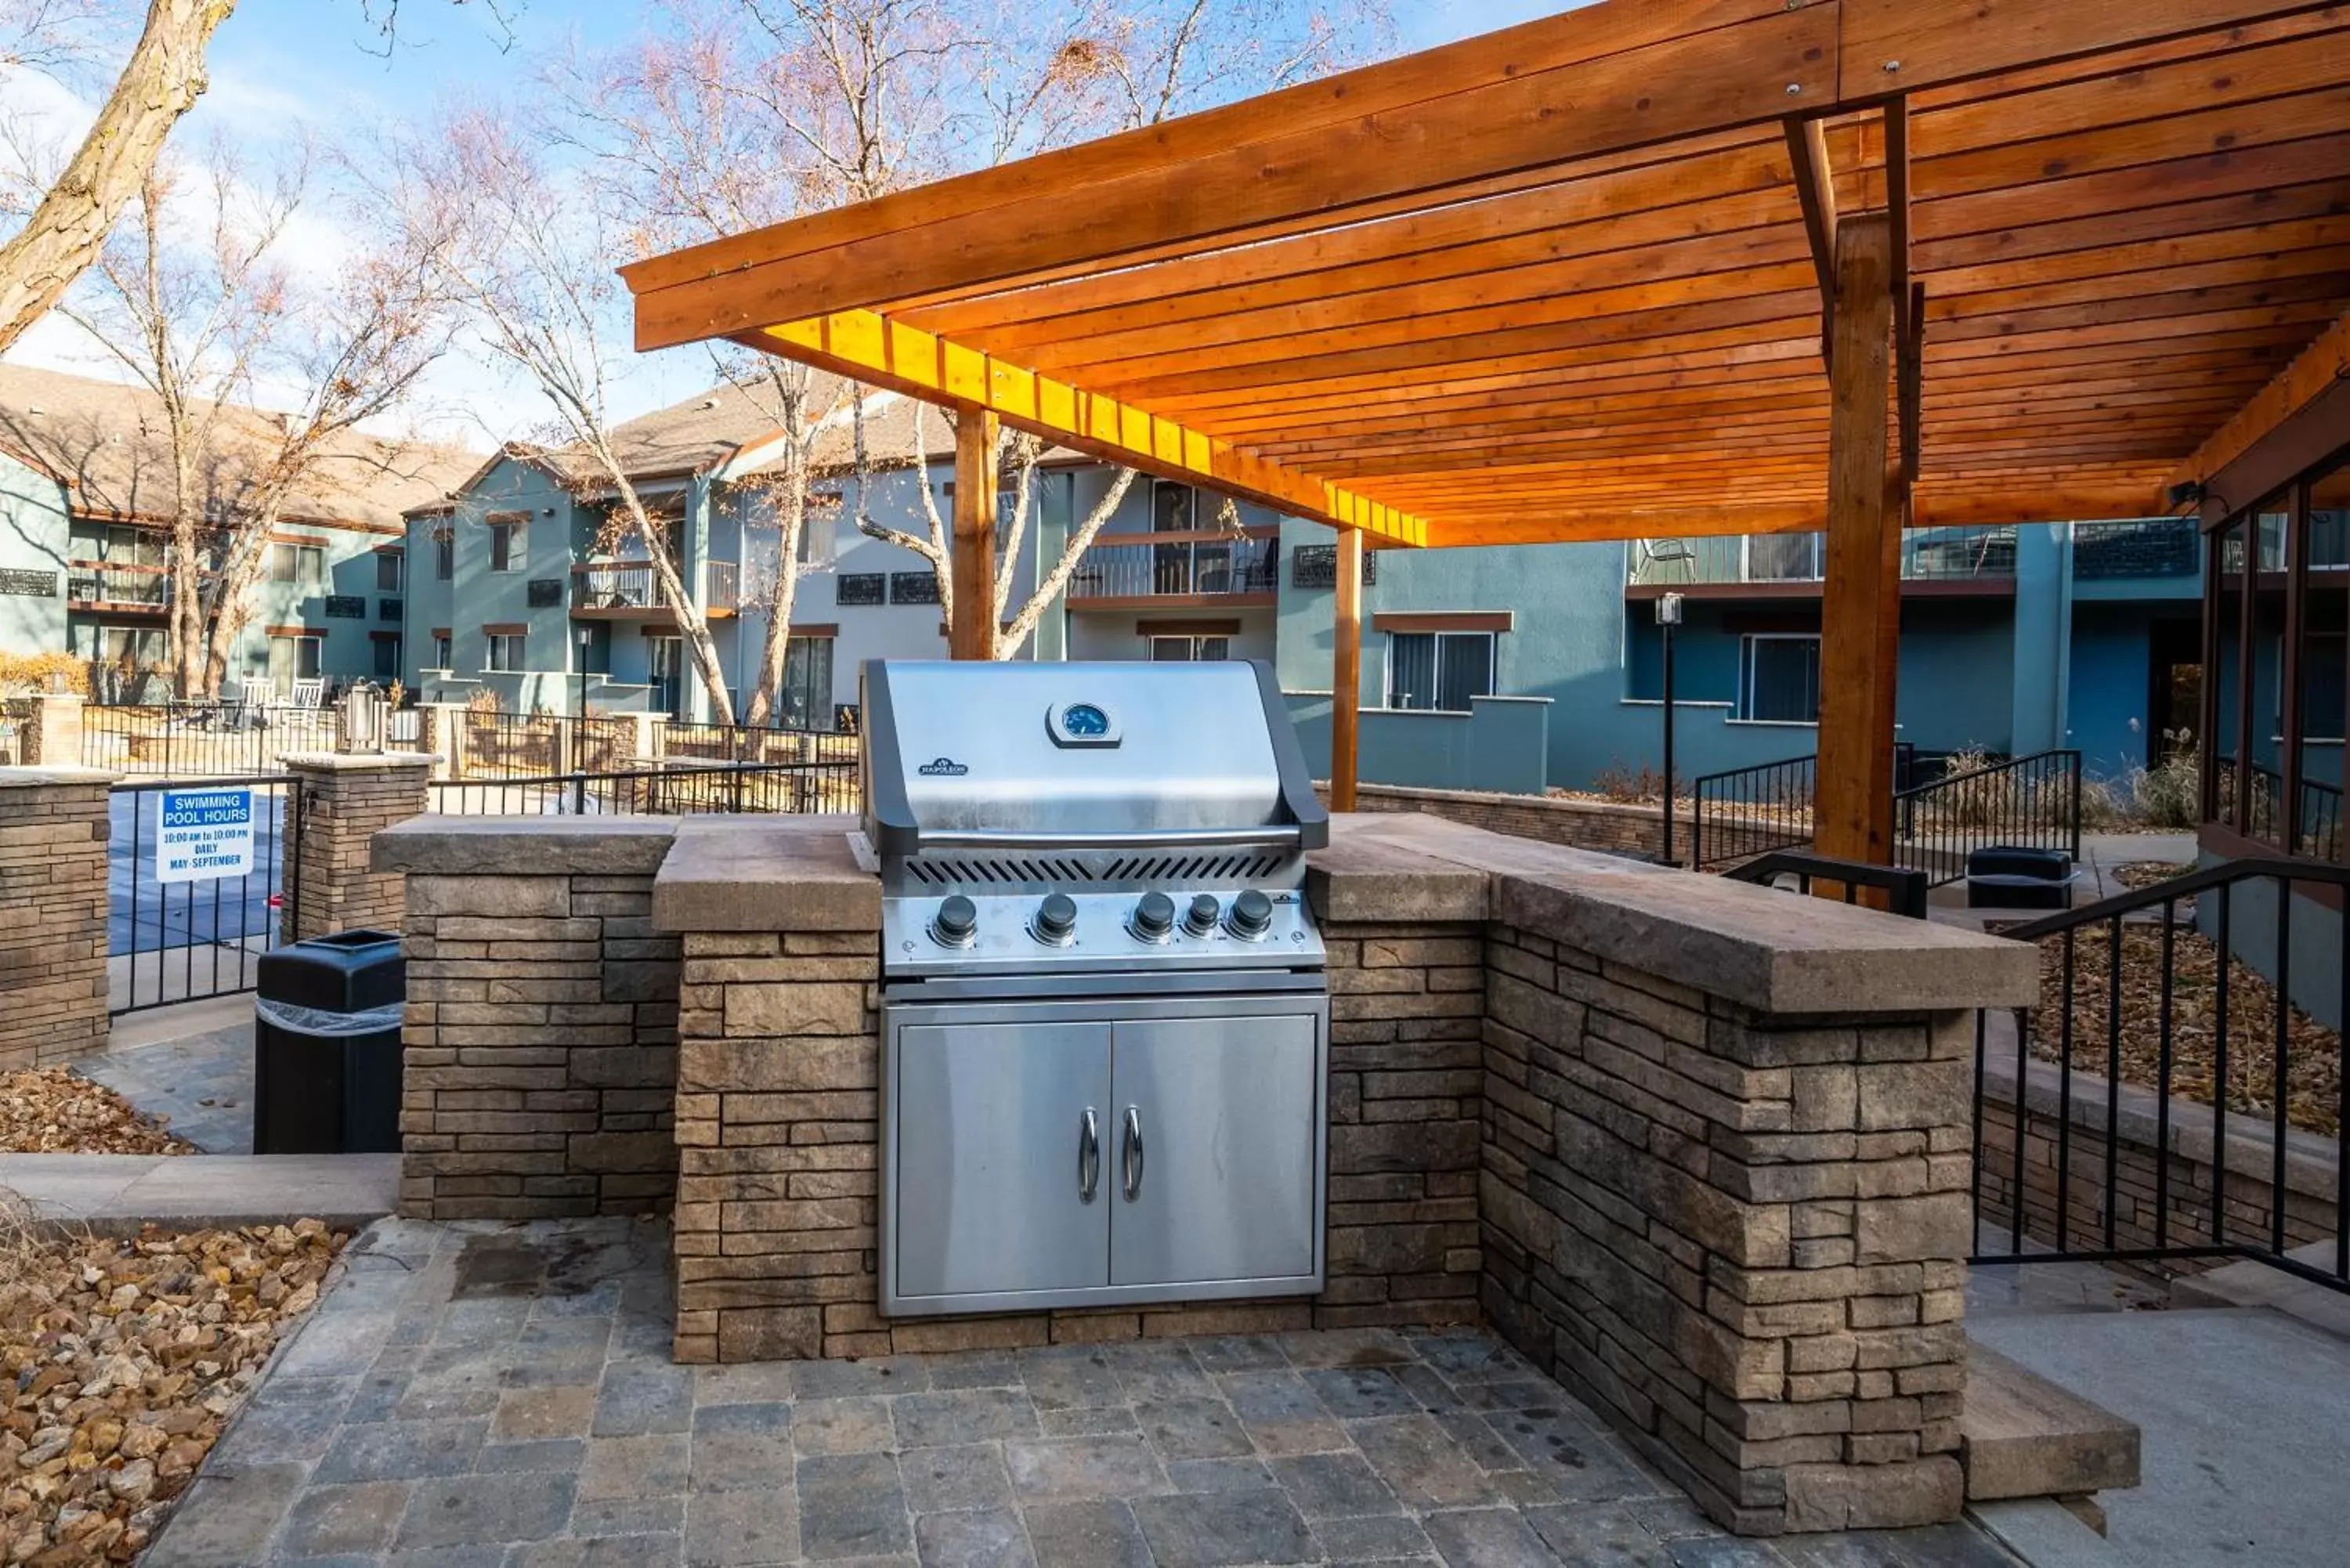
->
left=280, top=753, right=434, bottom=942
left=0, top=768, right=113, bottom=1070
left=20, top=693, right=85, bottom=767
left=634, top=713, right=667, bottom=764
left=418, top=703, right=469, bottom=779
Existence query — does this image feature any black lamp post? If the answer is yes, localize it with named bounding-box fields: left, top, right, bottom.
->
left=576, top=623, right=595, bottom=721
left=1658, top=592, right=1683, bottom=865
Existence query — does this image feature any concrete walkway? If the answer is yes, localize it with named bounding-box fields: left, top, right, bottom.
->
left=0, top=1152, right=399, bottom=1231
left=80, top=993, right=258, bottom=1152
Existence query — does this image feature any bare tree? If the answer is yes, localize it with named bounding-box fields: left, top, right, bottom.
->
left=60, top=140, right=459, bottom=694
left=396, top=108, right=740, bottom=723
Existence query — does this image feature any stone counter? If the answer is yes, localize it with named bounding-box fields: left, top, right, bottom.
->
left=377, top=810, right=2036, bottom=1535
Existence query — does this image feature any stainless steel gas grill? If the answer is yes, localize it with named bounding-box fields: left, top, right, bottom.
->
left=861, top=658, right=1331, bottom=1317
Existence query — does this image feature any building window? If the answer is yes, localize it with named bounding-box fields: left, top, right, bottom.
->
left=380, top=598, right=403, bottom=621
left=489, top=518, right=523, bottom=573
left=776, top=637, right=835, bottom=729
left=433, top=527, right=454, bottom=580
left=890, top=571, right=941, bottom=605
left=647, top=635, right=684, bottom=721
left=324, top=595, right=365, bottom=618
left=526, top=577, right=564, bottom=608
left=1150, top=635, right=1230, bottom=662
left=269, top=544, right=325, bottom=588
left=431, top=634, right=452, bottom=668
left=486, top=631, right=526, bottom=671
left=266, top=634, right=323, bottom=688
left=1737, top=634, right=1822, bottom=723
left=372, top=637, right=401, bottom=681
left=1387, top=631, right=1494, bottom=712
left=837, top=573, right=885, bottom=606
left=376, top=552, right=403, bottom=591
left=1290, top=544, right=1376, bottom=590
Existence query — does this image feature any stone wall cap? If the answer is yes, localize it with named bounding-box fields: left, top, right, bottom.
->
left=655, top=817, right=880, bottom=933
left=1307, top=822, right=1490, bottom=923
left=280, top=751, right=439, bottom=773
left=372, top=815, right=679, bottom=876
left=0, top=765, right=115, bottom=789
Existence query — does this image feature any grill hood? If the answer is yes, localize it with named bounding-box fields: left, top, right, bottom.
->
left=860, top=659, right=1328, bottom=858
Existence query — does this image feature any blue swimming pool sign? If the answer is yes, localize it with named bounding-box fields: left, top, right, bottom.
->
left=157, top=786, right=256, bottom=884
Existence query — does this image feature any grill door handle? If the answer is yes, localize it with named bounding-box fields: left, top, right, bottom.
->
left=1079, top=1108, right=1100, bottom=1203
left=1121, top=1106, right=1144, bottom=1201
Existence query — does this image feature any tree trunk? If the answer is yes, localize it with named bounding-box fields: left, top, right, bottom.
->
left=743, top=453, right=809, bottom=728
left=0, top=0, right=236, bottom=357
left=605, top=475, right=735, bottom=726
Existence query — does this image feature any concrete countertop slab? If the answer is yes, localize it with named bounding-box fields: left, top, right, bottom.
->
left=654, top=817, right=880, bottom=933
left=1306, top=831, right=1491, bottom=923
left=373, top=814, right=681, bottom=876
left=0, top=765, right=116, bottom=787
left=0, top=1153, right=400, bottom=1234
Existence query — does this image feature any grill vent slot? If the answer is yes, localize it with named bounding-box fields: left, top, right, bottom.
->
left=900, top=851, right=1286, bottom=888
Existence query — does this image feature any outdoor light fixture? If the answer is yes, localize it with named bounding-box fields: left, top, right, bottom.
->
left=577, top=623, right=595, bottom=720
left=1656, top=593, right=1683, bottom=865
left=338, top=681, right=385, bottom=754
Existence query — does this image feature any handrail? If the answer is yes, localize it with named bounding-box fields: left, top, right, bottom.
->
left=1721, top=851, right=1929, bottom=919
left=1998, top=854, right=2350, bottom=941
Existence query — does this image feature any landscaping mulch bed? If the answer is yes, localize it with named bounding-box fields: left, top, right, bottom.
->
left=0, top=1201, right=346, bottom=1565
left=2113, top=859, right=2196, bottom=892
left=0, top=1072, right=193, bottom=1158
left=2021, top=919, right=2342, bottom=1137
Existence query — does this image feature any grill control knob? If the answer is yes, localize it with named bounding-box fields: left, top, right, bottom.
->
left=1183, top=894, right=1221, bottom=937
left=1034, top=892, right=1079, bottom=945
left=1130, top=892, right=1175, bottom=942
left=1227, top=889, right=1274, bottom=941
left=931, top=895, right=978, bottom=948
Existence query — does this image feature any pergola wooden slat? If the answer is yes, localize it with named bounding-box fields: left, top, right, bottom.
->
left=621, top=0, right=2350, bottom=854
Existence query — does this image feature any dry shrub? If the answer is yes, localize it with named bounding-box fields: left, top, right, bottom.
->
left=1590, top=761, right=1669, bottom=804
left=0, top=652, right=89, bottom=699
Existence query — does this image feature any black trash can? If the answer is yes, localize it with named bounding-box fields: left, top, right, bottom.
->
left=253, top=929, right=406, bottom=1154
left=1965, top=844, right=2075, bottom=910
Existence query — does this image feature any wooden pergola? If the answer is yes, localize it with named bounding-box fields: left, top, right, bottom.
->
left=621, top=0, right=2350, bottom=869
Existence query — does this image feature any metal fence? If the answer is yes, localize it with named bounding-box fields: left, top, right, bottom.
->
left=109, top=774, right=293, bottom=1015
left=85, top=703, right=344, bottom=775
left=1690, top=753, right=1817, bottom=869
left=430, top=759, right=859, bottom=817
left=1893, top=749, right=2082, bottom=887
left=1973, top=858, right=2347, bottom=1297
left=2218, top=756, right=2345, bottom=862
left=1720, top=850, right=1929, bottom=919
left=663, top=722, right=860, bottom=768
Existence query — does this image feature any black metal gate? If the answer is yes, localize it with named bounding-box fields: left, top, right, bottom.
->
left=108, top=775, right=295, bottom=1015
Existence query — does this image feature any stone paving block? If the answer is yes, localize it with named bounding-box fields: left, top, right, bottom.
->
left=902, top=1443, right=1016, bottom=1516
left=313, top=1417, right=488, bottom=1484
left=1347, top=1414, right=1504, bottom=1511
left=1267, top=1451, right=1404, bottom=1519
left=1019, top=1500, right=1152, bottom=1568
left=569, top=1494, right=686, bottom=1540
left=794, top=1396, right=896, bottom=1455
left=797, top=1452, right=913, bottom=1559
left=1133, top=1396, right=1251, bottom=1461
left=1421, top=1506, right=1564, bottom=1568
left=1000, top=1434, right=1170, bottom=1501
left=892, top=1389, right=1039, bottom=1449
left=580, top=1432, right=691, bottom=1500
left=1130, top=1487, right=1318, bottom=1568
left=507, top=1534, right=684, bottom=1568
left=1161, top=1456, right=1277, bottom=1494
left=1304, top=1366, right=1423, bottom=1418
left=143, top=1461, right=309, bottom=1568
left=278, top=1479, right=411, bottom=1559
left=684, top=1488, right=801, bottom=1568
left=692, top=1401, right=798, bottom=1491
left=1312, top=1512, right=1437, bottom=1562
left=595, top=1360, right=697, bottom=1436
left=913, top=1507, right=1036, bottom=1568
left=1017, top=1345, right=1126, bottom=1410
left=494, top=1385, right=599, bottom=1441
left=394, top=1472, right=576, bottom=1550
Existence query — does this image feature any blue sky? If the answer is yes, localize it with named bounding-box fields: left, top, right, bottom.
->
left=6, top=0, right=1585, bottom=445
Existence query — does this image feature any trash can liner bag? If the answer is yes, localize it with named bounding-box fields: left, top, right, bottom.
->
left=254, top=997, right=406, bottom=1037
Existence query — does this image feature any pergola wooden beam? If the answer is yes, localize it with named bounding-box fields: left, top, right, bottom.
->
left=2164, top=305, right=2350, bottom=502
left=745, top=312, right=1428, bottom=547
left=1784, top=114, right=1839, bottom=366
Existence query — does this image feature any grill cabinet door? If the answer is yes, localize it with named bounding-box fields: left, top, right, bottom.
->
left=1108, top=1012, right=1320, bottom=1288
left=893, top=1021, right=1111, bottom=1302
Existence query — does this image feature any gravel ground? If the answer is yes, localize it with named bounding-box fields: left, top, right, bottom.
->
left=0, top=1202, right=346, bottom=1565
left=0, top=1072, right=193, bottom=1157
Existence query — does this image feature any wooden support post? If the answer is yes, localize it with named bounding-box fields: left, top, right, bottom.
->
left=1814, top=212, right=1899, bottom=872
left=1332, top=526, right=1363, bottom=813
left=950, top=411, right=1000, bottom=660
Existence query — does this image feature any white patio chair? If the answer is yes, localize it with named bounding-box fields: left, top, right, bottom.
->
left=289, top=677, right=326, bottom=710
left=1632, top=537, right=1698, bottom=584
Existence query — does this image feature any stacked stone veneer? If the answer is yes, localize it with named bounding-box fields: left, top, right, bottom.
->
left=1478, top=925, right=1974, bottom=1534
left=283, top=753, right=433, bottom=942
left=1318, top=782, right=1681, bottom=864
left=0, top=768, right=112, bottom=1070
left=380, top=821, right=682, bottom=1220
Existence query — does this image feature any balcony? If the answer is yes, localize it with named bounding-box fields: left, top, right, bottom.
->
left=571, top=559, right=739, bottom=619
left=1067, top=527, right=1279, bottom=609
left=2074, top=517, right=2200, bottom=580
left=1626, top=526, right=2019, bottom=594
left=66, top=560, right=174, bottom=615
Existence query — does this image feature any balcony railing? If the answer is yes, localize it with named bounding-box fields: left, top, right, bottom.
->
left=66, top=560, right=173, bottom=610
left=1068, top=528, right=1279, bottom=603
left=1629, top=526, right=2019, bottom=588
left=2073, top=517, right=2200, bottom=580
left=571, top=559, right=740, bottom=616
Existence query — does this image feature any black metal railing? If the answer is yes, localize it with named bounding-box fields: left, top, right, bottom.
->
left=429, top=759, right=859, bottom=817
left=1721, top=851, right=1929, bottom=919
left=2215, top=755, right=2345, bottom=861
left=85, top=702, right=342, bottom=775
left=1893, top=748, right=2081, bottom=887
left=1972, top=858, right=2348, bottom=1296
left=110, top=774, right=294, bottom=1015
left=662, top=721, right=861, bottom=768
left=1690, top=753, right=1817, bottom=869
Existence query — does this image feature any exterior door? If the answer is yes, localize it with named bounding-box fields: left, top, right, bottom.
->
left=892, top=1021, right=1111, bottom=1302
left=1109, top=1012, right=1320, bottom=1288
left=646, top=635, right=685, bottom=720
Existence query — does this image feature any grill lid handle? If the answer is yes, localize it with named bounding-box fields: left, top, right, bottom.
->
left=913, top=826, right=1303, bottom=851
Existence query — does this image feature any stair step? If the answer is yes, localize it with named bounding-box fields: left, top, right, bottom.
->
left=1961, top=1342, right=2141, bottom=1501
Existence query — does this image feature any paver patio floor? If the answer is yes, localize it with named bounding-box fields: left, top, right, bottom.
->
left=144, top=1217, right=2026, bottom=1568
